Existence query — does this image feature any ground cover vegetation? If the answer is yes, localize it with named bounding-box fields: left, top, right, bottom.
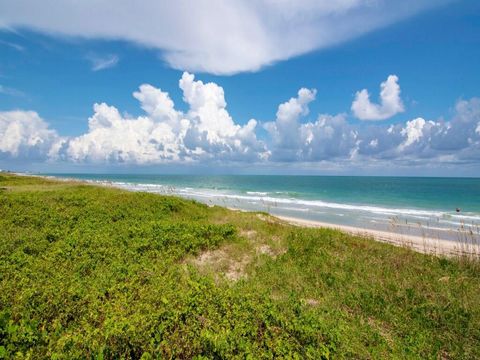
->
left=0, top=174, right=479, bottom=359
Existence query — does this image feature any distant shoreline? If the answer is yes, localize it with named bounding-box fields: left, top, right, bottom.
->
left=17, top=171, right=480, bottom=257
left=274, top=215, right=479, bottom=257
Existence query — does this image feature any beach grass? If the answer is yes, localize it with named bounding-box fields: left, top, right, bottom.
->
left=1, top=173, right=479, bottom=359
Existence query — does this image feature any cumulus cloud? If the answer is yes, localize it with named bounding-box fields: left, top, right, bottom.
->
left=1, top=73, right=479, bottom=170
left=399, top=118, right=429, bottom=149
left=0, top=110, right=61, bottom=160
left=86, top=54, right=119, bottom=71
left=0, top=0, right=452, bottom=74
left=264, top=89, right=480, bottom=164
left=178, top=73, right=266, bottom=161
left=264, top=88, right=316, bottom=160
left=62, top=72, right=267, bottom=164
left=351, top=75, right=405, bottom=120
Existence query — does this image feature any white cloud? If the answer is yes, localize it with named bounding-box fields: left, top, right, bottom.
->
left=1, top=73, right=479, bottom=170
left=86, top=54, right=119, bottom=71
left=180, top=72, right=239, bottom=141
left=351, top=75, right=405, bottom=120
left=0, top=110, right=60, bottom=159
left=265, top=88, right=316, bottom=160
left=66, top=103, right=184, bottom=163
left=300, top=114, right=359, bottom=161
left=133, top=84, right=179, bottom=125
left=0, top=0, right=452, bottom=74
left=178, top=73, right=267, bottom=161
left=264, top=89, right=480, bottom=164
left=399, top=118, right=427, bottom=149
left=62, top=72, right=267, bottom=164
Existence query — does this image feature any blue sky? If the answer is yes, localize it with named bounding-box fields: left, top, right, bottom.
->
left=1, top=0, right=479, bottom=175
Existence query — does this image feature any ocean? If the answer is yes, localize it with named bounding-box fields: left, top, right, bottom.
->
left=49, top=174, right=480, bottom=242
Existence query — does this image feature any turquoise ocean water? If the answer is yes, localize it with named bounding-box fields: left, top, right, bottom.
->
left=49, top=174, right=480, bottom=241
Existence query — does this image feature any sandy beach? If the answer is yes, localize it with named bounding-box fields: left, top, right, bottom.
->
left=275, top=215, right=480, bottom=257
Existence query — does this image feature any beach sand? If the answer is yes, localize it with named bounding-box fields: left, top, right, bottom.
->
left=275, top=215, right=480, bottom=257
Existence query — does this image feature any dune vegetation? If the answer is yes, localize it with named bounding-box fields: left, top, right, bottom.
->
left=0, top=174, right=479, bottom=359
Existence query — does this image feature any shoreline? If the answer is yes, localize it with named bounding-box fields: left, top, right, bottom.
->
left=274, top=215, right=479, bottom=257
left=12, top=172, right=480, bottom=257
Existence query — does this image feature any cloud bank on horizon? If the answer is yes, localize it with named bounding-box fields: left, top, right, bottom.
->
left=0, top=0, right=454, bottom=74
left=1, top=73, right=479, bottom=169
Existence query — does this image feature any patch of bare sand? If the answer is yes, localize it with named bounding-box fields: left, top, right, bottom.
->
left=303, top=298, right=320, bottom=307
left=188, top=246, right=251, bottom=282
left=274, top=215, right=480, bottom=257
left=239, top=229, right=257, bottom=239
left=188, top=227, right=287, bottom=282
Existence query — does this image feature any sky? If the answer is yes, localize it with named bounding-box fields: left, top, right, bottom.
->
left=0, top=0, right=479, bottom=176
